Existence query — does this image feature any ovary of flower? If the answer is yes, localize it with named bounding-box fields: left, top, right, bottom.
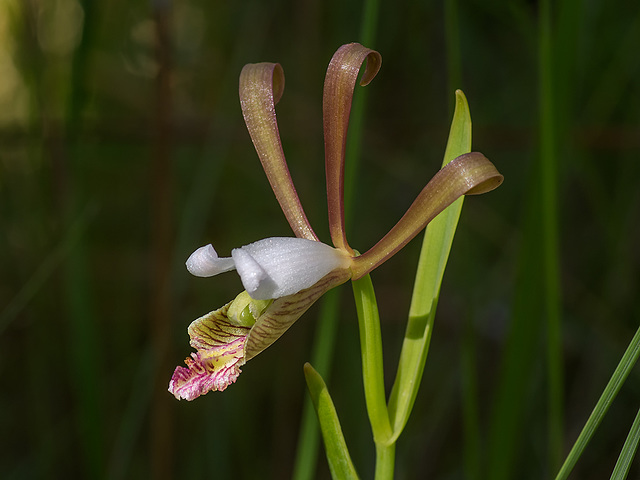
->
left=185, top=237, right=353, bottom=300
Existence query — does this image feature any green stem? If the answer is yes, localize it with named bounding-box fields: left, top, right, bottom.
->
left=610, top=407, right=640, bottom=480
left=374, top=442, right=396, bottom=480
left=359, top=0, right=380, bottom=48
left=352, top=274, right=393, bottom=445
left=539, top=0, right=564, bottom=471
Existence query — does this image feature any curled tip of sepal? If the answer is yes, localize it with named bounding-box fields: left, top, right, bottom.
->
left=271, top=63, right=285, bottom=104
left=324, top=43, right=382, bottom=255
left=340, top=43, right=382, bottom=87
left=330, top=43, right=382, bottom=87
left=449, top=152, right=504, bottom=195
left=454, top=152, right=504, bottom=194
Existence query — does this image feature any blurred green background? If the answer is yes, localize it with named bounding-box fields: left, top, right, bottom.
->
left=1, top=0, right=639, bottom=478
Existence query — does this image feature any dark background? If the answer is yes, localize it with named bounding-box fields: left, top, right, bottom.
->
left=1, top=0, right=639, bottom=478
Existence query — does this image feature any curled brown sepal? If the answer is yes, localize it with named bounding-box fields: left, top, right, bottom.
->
left=350, top=152, right=504, bottom=278
left=323, top=43, right=382, bottom=254
left=239, top=63, right=318, bottom=241
left=168, top=268, right=351, bottom=400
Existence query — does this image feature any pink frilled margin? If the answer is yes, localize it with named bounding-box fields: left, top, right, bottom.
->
left=169, top=303, right=250, bottom=400
left=170, top=269, right=351, bottom=400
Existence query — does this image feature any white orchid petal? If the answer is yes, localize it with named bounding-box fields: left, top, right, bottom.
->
left=232, top=237, right=350, bottom=300
left=186, top=244, right=236, bottom=277
left=231, top=248, right=269, bottom=294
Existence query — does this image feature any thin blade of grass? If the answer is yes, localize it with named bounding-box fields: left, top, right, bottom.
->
left=292, top=289, right=342, bottom=480
left=555, top=325, right=640, bottom=480
left=486, top=207, right=543, bottom=479
left=539, top=0, right=564, bottom=470
left=149, top=5, right=175, bottom=479
left=487, top=0, right=565, bottom=475
left=343, top=0, right=380, bottom=225
left=610, top=407, right=640, bottom=480
left=444, top=0, right=462, bottom=97
left=63, top=0, right=104, bottom=475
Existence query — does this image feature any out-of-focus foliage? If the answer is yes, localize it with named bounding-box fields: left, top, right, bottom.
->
left=0, top=0, right=638, bottom=478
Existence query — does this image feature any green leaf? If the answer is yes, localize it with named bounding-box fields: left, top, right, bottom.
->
left=293, top=289, right=342, bottom=480
left=303, top=363, right=359, bottom=480
left=387, top=90, right=472, bottom=440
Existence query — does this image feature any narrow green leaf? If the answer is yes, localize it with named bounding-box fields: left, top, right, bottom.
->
left=610, top=407, right=640, bottom=480
left=303, top=363, right=359, bottom=480
left=387, top=90, right=472, bottom=440
left=293, top=289, right=342, bottom=480
left=539, top=0, right=564, bottom=469
left=555, top=325, right=640, bottom=480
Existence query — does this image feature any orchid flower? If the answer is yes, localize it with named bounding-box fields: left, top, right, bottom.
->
left=169, top=43, right=503, bottom=401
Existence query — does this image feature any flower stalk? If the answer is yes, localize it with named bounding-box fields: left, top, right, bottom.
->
left=352, top=274, right=393, bottom=445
